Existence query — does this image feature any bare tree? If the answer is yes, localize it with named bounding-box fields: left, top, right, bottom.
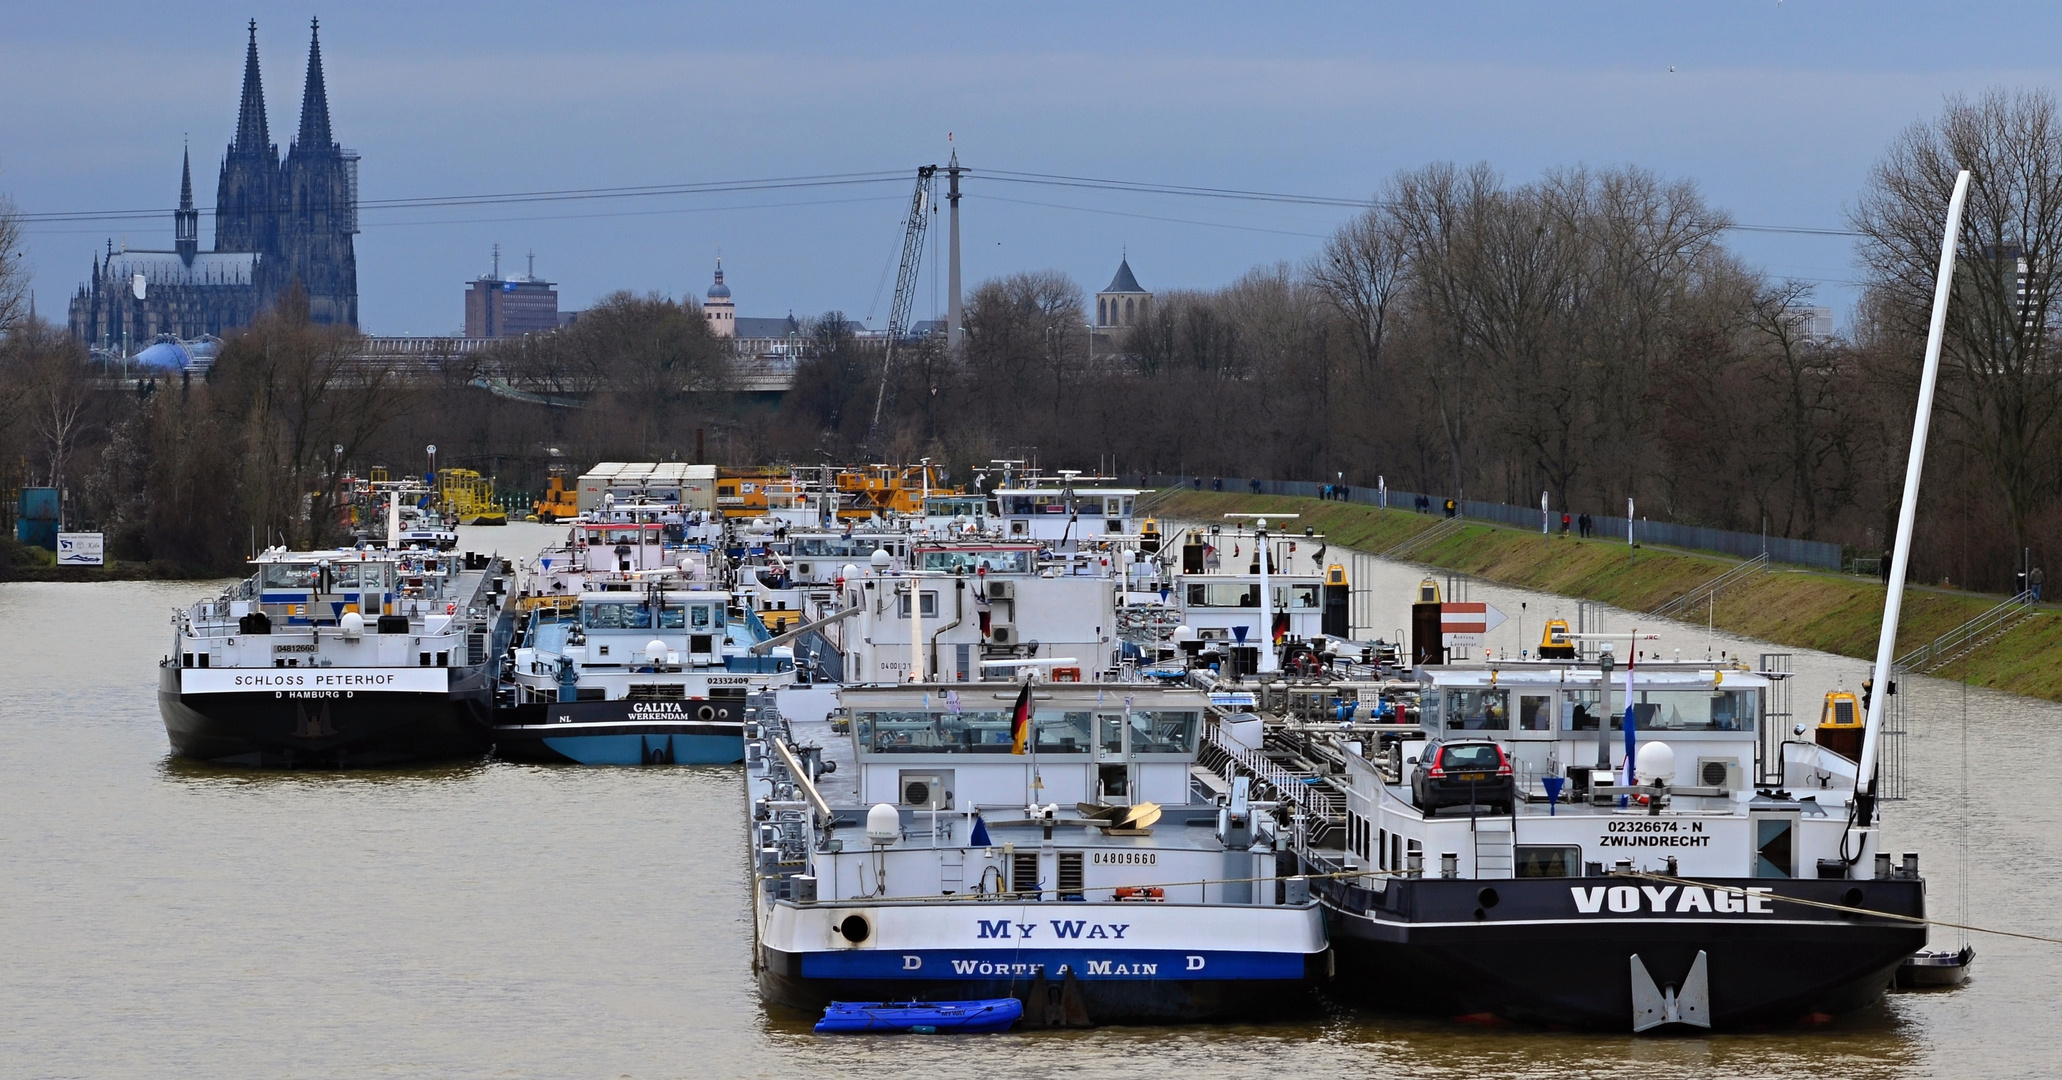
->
left=1854, top=88, right=2062, bottom=554
left=1308, top=203, right=1407, bottom=380
left=212, top=286, right=396, bottom=547
left=0, top=180, right=27, bottom=335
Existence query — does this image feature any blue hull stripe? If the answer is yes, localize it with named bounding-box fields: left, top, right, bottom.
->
left=539, top=733, right=741, bottom=765
left=798, top=949, right=1306, bottom=980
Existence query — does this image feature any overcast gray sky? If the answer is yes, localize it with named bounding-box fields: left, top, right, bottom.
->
left=6, top=2, right=2057, bottom=335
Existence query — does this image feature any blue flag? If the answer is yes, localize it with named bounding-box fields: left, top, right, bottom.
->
left=969, top=814, right=992, bottom=847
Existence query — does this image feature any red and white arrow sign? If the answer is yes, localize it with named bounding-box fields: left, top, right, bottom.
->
left=1441, top=602, right=1508, bottom=646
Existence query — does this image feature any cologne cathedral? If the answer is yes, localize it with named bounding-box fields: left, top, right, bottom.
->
left=69, top=19, right=360, bottom=351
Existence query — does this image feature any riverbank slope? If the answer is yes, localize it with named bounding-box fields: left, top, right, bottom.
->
left=1150, top=490, right=2062, bottom=702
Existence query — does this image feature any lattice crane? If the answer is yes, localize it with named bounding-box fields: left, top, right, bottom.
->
left=869, top=164, right=938, bottom=444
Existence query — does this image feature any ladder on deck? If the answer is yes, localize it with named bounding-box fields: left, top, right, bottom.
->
left=1204, top=725, right=1343, bottom=836
left=1473, top=818, right=1513, bottom=877
left=940, top=847, right=965, bottom=895
left=1647, top=554, right=1769, bottom=620
left=1894, top=590, right=2038, bottom=675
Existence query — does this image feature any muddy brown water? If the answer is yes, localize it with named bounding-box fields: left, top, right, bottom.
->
left=4, top=526, right=2056, bottom=1078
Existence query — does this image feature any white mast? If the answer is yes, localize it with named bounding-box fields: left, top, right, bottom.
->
left=1857, top=168, right=1972, bottom=818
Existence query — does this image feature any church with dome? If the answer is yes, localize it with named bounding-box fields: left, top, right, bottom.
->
left=68, top=20, right=360, bottom=352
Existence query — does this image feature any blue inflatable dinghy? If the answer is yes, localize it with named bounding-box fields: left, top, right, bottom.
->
left=814, top=998, right=1023, bottom=1034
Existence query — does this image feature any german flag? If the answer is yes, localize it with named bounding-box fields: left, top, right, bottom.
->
left=1008, top=681, right=1033, bottom=755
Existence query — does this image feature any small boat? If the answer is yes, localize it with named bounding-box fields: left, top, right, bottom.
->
left=1896, top=946, right=1975, bottom=989
left=814, top=998, right=1022, bottom=1034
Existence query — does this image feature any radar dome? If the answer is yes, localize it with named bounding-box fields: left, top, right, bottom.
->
left=866, top=803, right=900, bottom=845
left=646, top=639, right=669, bottom=663
left=339, top=611, right=365, bottom=638
left=1635, top=741, right=1677, bottom=784
left=870, top=548, right=892, bottom=571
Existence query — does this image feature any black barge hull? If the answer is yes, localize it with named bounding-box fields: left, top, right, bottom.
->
left=1313, top=872, right=1926, bottom=1029
left=158, top=664, right=493, bottom=767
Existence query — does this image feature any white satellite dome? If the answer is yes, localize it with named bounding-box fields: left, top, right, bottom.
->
left=1635, top=741, right=1677, bottom=785
left=866, top=803, right=900, bottom=845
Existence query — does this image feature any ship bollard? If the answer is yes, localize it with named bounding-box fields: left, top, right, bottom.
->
left=1440, top=852, right=1458, bottom=879
left=1875, top=852, right=1893, bottom=880
left=1284, top=876, right=1310, bottom=905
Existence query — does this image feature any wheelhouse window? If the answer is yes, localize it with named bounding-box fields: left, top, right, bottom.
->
left=896, top=591, right=939, bottom=618
left=1562, top=689, right=1604, bottom=730
left=1611, top=689, right=1758, bottom=732
left=1443, top=689, right=1510, bottom=731
left=261, top=563, right=318, bottom=590
left=1187, top=582, right=1261, bottom=608
left=1127, top=710, right=1199, bottom=754
left=583, top=602, right=654, bottom=630
left=921, top=549, right=1031, bottom=575
left=854, top=708, right=1093, bottom=754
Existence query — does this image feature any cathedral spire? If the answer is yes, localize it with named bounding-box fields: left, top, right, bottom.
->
left=176, top=142, right=199, bottom=262
left=232, top=19, right=270, bottom=155
left=295, top=17, right=333, bottom=150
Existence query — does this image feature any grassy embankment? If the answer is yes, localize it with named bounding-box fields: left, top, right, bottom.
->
left=1151, top=490, right=2062, bottom=702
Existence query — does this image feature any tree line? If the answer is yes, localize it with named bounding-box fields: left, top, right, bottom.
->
left=3, top=92, right=2061, bottom=590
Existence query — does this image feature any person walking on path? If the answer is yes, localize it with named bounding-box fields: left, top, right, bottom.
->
left=1561, top=512, right=1571, bottom=536
left=1880, top=549, right=1893, bottom=586
left=2032, top=566, right=2045, bottom=602
left=1444, top=498, right=1457, bottom=519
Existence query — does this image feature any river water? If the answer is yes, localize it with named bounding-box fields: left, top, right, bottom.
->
left=4, top=523, right=2057, bottom=1078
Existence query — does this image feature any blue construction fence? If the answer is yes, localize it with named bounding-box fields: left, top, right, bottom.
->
left=1140, top=474, right=1843, bottom=572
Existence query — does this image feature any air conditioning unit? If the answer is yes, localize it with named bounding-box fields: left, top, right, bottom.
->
left=899, top=771, right=952, bottom=808
left=989, top=624, right=1017, bottom=646
left=1695, top=757, right=1744, bottom=791
left=985, top=580, right=1016, bottom=603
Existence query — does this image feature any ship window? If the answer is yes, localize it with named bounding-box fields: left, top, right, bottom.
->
left=896, top=591, right=939, bottom=618
left=1444, top=689, right=1510, bottom=731
left=1276, top=584, right=1320, bottom=610
left=1378, top=828, right=1388, bottom=869
left=585, top=603, right=655, bottom=630
left=921, top=549, right=1031, bottom=575
left=1099, top=713, right=1124, bottom=754
left=1519, top=695, right=1552, bottom=731
left=656, top=606, right=685, bottom=629
left=1128, top=710, right=1198, bottom=754
left=261, top=563, right=318, bottom=590
left=1611, top=689, right=1758, bottom=732
left=690, top=605, right=713, bottom=630
left=1187, top=582, right=1261, bottom=608
left=853, top=708, right=1091, bottom=754
left=1562, top=690, right=1602, bottom=730
left=1391, top=832, right=1401, bottom=872
left=1515, top=846, right=1580, bottom=878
